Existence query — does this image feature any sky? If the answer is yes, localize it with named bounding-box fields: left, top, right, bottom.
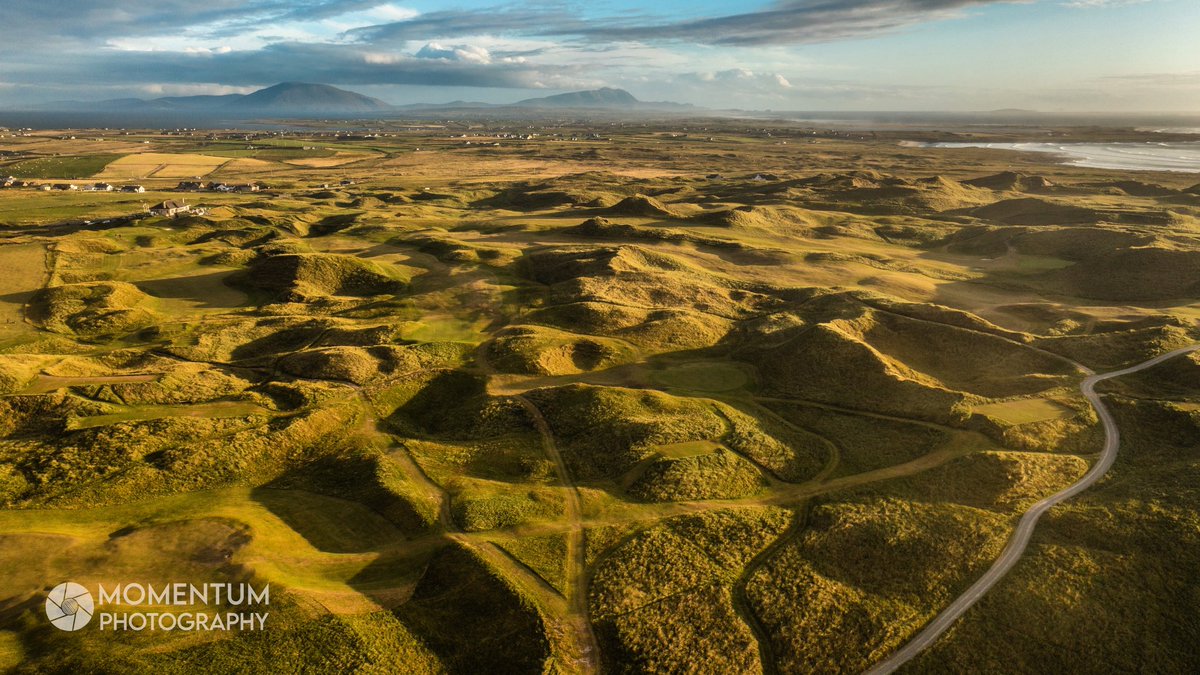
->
left=0, top=0, right=1196, bottom=111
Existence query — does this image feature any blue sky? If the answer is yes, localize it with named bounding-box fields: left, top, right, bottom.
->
left=0, top=0, right=1196, bottom=110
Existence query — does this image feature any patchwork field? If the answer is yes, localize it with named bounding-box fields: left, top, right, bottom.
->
left=0, top=121, right=1198, bottom=673
left=97, top=152, right=231, bottom=179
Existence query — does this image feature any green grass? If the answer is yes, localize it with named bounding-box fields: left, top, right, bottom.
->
left=493, top=533, right=568, bottom=593
left=654, top=439, right=723, bottom=459
left=450, top=483, right=564, bottom=532
left=66, top=401, right=269, bottom=429
left=744, top=497, right=1011, bottom=674
left=717, top=401, right=831, bottom=482
left=0, top=189, right=245, bottom=225
left=394, top=544, right=552, bottom=673
left=589, top=508, right=791, bottom=673
left=0, top=631, right=22, bottom=671
left=486, top=324, right=638, bottom=375
left=199, top=147, right=336, bottom=160
left=1010, top=254, right=1074, bottom=272
left=909, top=396, right=1200, bottom=673
left=0, top=486, right=419, bottom=601
left=2, top=127, right=1198, bottom=673
left=5, top=153, right=123, bottom=179
left=400, top=316, right=488, bottom=344
left=526, top=384, right=728, bottom=480
left=763, top=402, right=962, bottom=476
left=973, top=397, right=1072, bottom=425
left=402, top=435, right=554, bottom=483
left=0, top=243, right=47, bottom=335
left=650, top=361, right=751, bottom=392
left=627, top=448, right=767, bottom=502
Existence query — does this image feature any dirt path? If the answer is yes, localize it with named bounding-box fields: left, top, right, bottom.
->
left=512, top=395, right=599, bottom=673
left=399, top=346, right=601, bottom=673
left=729, top=505, right=809, bottom=675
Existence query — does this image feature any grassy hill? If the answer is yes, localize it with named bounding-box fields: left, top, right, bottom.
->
left=0, top=122, right=1197, bottom=673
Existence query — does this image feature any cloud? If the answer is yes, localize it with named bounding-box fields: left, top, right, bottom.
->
left=348, top=8, right=582, bottom=44
left=0, top=1, right=381, bottom=48
left=683, top=69, right=794, bottom=89
left=0, top=0, right=1038, bottom=103
left=3, top=41, right=588, bottom=92
left=348, top=1, right=1030, bottom=47
left=414, top=42, right=496, bottom=64
left=1100, top=71, right=1200, bottom=87
left=1062, top=0, right=1147, bottom=7
left=0, top=0, right=1183, bottom=112
left=578, top=0, right=1030, bottom=46
left=136, top=83, right=258, bottom=96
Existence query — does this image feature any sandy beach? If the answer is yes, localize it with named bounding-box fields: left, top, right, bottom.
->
left=917, top=141, right=1200, bottom=173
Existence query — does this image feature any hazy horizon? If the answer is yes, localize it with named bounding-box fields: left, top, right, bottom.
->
left=0, top=1, right=1197, bottom=113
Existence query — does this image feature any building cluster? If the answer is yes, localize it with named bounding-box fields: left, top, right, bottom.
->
left=1, top=176, right=144, bottom=192
left=449, top=131, right=609, bottom=142
left=176, top=181, right=265, bottom=193
left=455, top=132, right=540, bottom=141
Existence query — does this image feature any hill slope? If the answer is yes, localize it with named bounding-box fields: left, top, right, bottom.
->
left=224, top=82, right=392, bottom=113
left=514, top=88, right=640, bottom=108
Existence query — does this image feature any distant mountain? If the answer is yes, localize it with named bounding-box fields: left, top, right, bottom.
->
left=225, top=82, right=391, bottom=113
left=514, top=87, right=640, bottom=108
left=33, top=83, right=392, bottom=117
left=20, top=84, right=696, bottom=119
left=395, top=100, right=496, bottom=110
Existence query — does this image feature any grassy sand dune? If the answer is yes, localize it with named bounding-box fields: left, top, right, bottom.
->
left=0, top=124, right=1197, bottom=672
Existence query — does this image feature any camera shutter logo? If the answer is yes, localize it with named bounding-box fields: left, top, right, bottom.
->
left=46, top=582, right=94, bottom=631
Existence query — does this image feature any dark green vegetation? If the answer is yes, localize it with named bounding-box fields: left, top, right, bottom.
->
left=5, top=153, right=122, bottom=179
left=0, top=122, right=1197, bottom=673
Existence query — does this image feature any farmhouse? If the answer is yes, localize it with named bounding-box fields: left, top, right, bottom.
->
left=90, top=182, right=114, bottom=191
left=177, top=181, right=209, bottom=191
left=1, top=176, right=14, bottom=187
left=149, top=200, right=191, bottom=217
left=121, top=185, right=145, bottom=193
left=52, top=183, right=78, bottom=191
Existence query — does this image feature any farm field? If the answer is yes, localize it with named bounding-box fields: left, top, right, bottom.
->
left=0, top=121, right=1198, bottom=673
left=97, top=152, right=231, bottom=179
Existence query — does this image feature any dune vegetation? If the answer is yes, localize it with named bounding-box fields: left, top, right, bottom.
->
left=0, top=121, right=1197, bottom=673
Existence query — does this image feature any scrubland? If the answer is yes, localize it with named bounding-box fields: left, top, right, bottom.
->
left=0, top=122, right=1197, bottom=673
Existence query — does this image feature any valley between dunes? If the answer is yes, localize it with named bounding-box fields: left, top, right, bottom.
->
left=1, top=122, right=1199, bottom=673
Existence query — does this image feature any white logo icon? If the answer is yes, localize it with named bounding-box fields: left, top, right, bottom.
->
left=46, top=582, right=94, bottom=631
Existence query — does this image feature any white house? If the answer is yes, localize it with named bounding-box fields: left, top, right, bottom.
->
left=149, top=200, right=191, bottom=217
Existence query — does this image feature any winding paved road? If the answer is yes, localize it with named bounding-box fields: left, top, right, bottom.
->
left=865, top=344, right=1200, bottom=675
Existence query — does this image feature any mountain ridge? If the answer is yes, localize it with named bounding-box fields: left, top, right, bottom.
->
left=513, top=87, right=639, bottom=108
left=226, top=82, right=392, bottom=112
left=25, top=83, right=695, bottom=117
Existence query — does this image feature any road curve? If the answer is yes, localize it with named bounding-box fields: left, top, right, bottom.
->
left=865, top=344, right=1200, bottom=675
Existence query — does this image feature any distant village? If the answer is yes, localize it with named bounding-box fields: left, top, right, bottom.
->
left=0, top=176, right=269, bottom=194
left=173, top=180, right=267, bottom=193
left=2, top=176, right=146, bottom=193
left=0, top=174, right=283, bottom=218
